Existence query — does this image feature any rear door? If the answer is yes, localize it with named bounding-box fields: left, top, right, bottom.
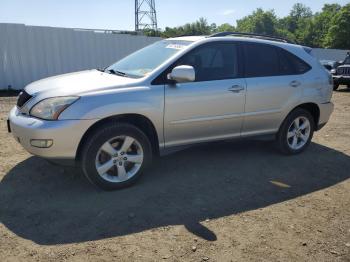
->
left=241, top=42, right=310, bottom=136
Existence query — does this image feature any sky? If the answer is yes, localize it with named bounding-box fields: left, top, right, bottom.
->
left=0, top=0, right=348, bottom=31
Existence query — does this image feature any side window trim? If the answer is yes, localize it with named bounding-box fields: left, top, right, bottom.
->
left=151, top=41, right=242, bottom=85
left=237, top=42, right=246, bottom=78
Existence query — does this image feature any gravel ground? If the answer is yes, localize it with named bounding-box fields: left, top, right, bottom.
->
left=0, top=88, right=349, bottom=262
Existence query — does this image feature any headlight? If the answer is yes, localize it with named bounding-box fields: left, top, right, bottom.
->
left=331, top=69, right=337, bottom=74
left=30, top=96, right=79, bottom=120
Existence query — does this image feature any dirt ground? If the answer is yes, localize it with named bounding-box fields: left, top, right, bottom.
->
left=0, top=87, right=349, bottom=262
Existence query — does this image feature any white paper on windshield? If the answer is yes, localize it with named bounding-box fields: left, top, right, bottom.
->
left=165, top=44, right=187, bottom=50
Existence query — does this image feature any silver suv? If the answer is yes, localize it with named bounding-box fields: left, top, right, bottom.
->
left=8, top=32, right=334, bottom=190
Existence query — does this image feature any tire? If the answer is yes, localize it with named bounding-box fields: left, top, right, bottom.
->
left=81, top=123, right=152, bottom=190
left=333, top=83, right=339, bottom=91
left=276, top=108, right=315, bottom=155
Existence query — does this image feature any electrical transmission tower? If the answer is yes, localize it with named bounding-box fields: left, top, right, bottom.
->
left=135, top=0, right=158, bottom=32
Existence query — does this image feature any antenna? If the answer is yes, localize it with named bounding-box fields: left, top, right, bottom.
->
left=135, top=0, right=158, bottom=32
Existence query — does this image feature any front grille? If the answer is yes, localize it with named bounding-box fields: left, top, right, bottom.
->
left=337, top=67, right=350, bottom=76
left=17, top=90, right=32, bottom=108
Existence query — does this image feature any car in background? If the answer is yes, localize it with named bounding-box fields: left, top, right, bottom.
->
left=332, top=53, right=350, bottom=90
left=320, top=60, right=339, bottom=72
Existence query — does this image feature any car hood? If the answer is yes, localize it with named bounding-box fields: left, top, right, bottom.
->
left=25, top=69, right=141, bottom=96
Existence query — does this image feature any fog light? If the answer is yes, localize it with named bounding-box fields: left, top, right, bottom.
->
left=30, top=139, right=53, bottom=148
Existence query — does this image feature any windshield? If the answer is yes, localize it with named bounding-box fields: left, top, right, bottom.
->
left=106, top=40, right=193, bottom=78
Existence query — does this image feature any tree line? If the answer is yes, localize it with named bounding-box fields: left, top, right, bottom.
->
left=144, top=3, right=350, bottom=49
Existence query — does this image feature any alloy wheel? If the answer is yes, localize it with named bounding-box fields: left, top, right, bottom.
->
left=287, top=116, right=311, bottom=150
left=95, top=136, right=144, bottom=183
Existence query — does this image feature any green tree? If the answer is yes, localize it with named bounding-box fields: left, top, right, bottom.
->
left=325, top=4, right=350, bottom=49
left=311, top=4, right=341, bottom=47
left=279, top=3, right=313, bottom=44
left=160, top=17, right=211, bottom=38
left=210, top=23, right=218, bottom=33
left=214, top=23, right=236, bottom=33
left=156, top=2, right=350, bottom=49
left=288, top=3, right=313, bottom=33
left=236, top=8, right=278, bottom=35
left=295, top=4, right=341, bottom=47
left=142, top=28, right=161, bottom=37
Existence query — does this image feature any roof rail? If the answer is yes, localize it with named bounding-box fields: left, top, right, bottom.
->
left=209, top=31, right=295, bottom=44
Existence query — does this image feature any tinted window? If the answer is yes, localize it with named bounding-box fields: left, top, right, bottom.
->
left=278, top=49, right=297, bottom=75
left=243, top=43, right=280, bottom=77
left=279, top=48, right=311, bottom=75
left=243, top=43, right=311, bottom=77
left=176, top=42, right=238, bottom=82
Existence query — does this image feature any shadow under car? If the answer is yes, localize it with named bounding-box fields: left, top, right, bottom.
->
left=0, top=140, right=349, bottom=245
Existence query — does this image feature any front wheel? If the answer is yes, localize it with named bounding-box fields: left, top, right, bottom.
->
left=276, top=108, right=315, bottom=155
left=81, top=123, right=152, bottom=190
left=333, top=83, right=339, bottom=91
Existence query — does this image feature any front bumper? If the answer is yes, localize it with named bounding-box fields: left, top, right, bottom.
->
left=333, top=75, right=350, bottom=85
left=8, top=106, right=97, bottom=160
left=317, top=102, right=334, bottom=130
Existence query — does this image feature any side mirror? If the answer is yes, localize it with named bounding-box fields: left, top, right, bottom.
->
left=167, top=65, right=195, bottom=83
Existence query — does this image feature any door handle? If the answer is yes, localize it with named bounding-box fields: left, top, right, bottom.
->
left=228, top=85, right=245, bottom=93
left=290, top=80, right=301, bottom=88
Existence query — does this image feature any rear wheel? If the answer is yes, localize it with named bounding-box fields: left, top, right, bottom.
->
left=81, top=123, right=152, bottom=190
left=276, top=108, right=315, bottom=155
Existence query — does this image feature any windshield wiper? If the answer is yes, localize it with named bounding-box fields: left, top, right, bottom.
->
left=107, top=69, right=128, bottom=77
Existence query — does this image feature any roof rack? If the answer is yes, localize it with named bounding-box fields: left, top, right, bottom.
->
left=209, top=31, right=295, bottom=44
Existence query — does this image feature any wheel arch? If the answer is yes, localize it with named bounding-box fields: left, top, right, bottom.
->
left=76, top=114, right=160, bottom=162
left=282, top=102, right=320, bottom=130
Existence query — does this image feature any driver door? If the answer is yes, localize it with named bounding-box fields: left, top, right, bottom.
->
left=163, top=42, right=246, bottom=147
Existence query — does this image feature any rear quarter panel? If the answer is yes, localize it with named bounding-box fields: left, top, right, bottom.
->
left=289, top=45, right=333, bottom=104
